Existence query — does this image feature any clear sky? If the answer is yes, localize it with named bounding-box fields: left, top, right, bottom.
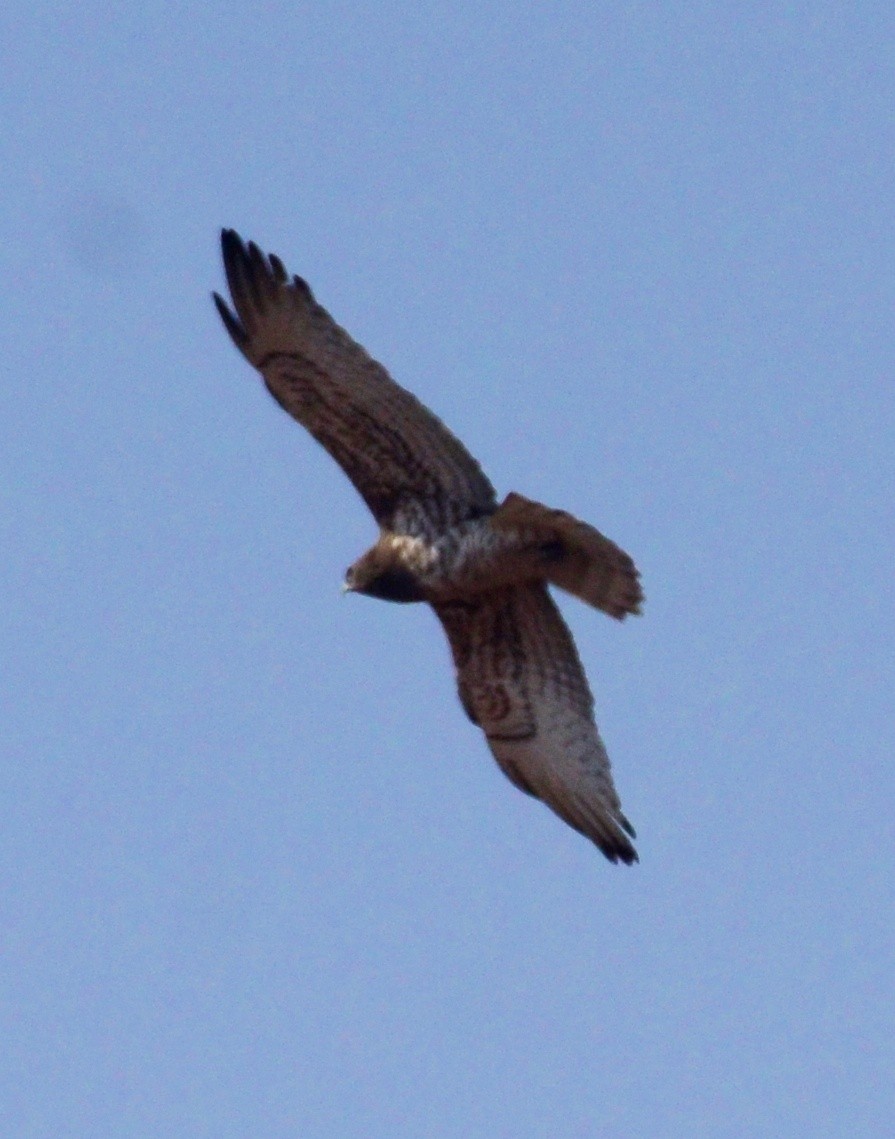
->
left=3, top=4, right=893, bottom=1136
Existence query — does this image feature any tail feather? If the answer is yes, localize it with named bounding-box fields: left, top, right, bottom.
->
left=491, top=492, right=643, bottom=619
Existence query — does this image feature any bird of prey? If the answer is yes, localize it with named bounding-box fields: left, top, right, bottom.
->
left=213, top=230, right=643, bottom=863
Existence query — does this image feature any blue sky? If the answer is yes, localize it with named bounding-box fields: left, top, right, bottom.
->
left=2, top=3, right=893, bottom=1136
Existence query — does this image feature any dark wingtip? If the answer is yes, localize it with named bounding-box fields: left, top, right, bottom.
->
left=215, top=228, right=272, bottom=353
left=292, top=273, right=314, bottom=302
left=605, top=839, right=639, bottom=866
left=218, top=229, right=314, bottom=310
left=598, top=816, right=638, bottom=864
left=212, top=290, right=249, bottom=352
left=268, top=253, right=288, bottom=284
left=219, top=229, right=248, bottom=274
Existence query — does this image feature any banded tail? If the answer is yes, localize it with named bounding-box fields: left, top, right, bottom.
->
left=490, top=492, right=643, bottom=619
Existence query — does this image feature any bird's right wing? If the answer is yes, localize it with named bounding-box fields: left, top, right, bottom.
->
left=434, top=585, right=637, bottom=864
left=213, top=230, right=496, bottom=537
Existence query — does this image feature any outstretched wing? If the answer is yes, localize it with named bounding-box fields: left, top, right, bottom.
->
left=434, top=585, right=637, bottom=864
left=213, top=230, right=496, bottom=536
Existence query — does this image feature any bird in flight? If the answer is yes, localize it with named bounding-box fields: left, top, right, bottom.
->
left=213, top=230, right=643, bottom=863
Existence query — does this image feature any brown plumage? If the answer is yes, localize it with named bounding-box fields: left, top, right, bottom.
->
left=214, top=229, right=643, bottom=863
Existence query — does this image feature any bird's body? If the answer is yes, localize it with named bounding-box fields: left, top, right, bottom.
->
left=214, top=230, right=643, bottom=864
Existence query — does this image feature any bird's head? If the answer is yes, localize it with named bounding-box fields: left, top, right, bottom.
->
left=343, top=547, right=425, bottom=604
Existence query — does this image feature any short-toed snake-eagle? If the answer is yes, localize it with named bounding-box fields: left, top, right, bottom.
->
left=214, top=230, right=643, bottom=863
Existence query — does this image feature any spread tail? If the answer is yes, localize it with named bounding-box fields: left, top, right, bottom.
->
left=490, top=493, right=643, bottom=619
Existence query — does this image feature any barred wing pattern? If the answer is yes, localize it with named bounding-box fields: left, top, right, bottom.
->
left=435, top=586, right=637, bottom=864
left=213, top=230, right=496, bottom=536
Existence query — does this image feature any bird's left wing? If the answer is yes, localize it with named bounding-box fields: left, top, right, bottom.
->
left=213, top=230, right=496, bottom=536
left=434, top=585, right=637, bottom=863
